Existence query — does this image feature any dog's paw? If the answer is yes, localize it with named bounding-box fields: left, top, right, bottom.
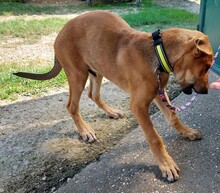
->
left=79, top=127, right=97, bottom=143
left=107, top=108, right=125, bottom=119
left=181, top=127, right=202, bottom=141
left=159, top=155, right=180, bottom=182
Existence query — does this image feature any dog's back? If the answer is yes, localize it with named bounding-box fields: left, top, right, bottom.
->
left=54, top=11, right=138, bottom=84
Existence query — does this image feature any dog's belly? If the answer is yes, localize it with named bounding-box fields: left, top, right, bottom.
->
left=88, top=63, right=129, bottom=92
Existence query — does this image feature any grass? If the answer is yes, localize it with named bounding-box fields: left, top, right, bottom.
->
left=0, top=0, right=199, bottom=101
left=0, top=18, right=67, bottom=38
left=0, top=2, right=83, bottom=16
left=122, top=6, right=198, bottom=27
left=0, top=18, right=68, bottom=40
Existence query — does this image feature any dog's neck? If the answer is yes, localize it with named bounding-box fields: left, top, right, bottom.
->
left=152, top=29, right=174, bottom=74
left=151, top=30, right=173, bottom=90
left=159, top=28, right=199, bottom=73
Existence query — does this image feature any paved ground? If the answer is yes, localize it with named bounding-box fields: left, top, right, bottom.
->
left=56, top=72, right=220, bottom=193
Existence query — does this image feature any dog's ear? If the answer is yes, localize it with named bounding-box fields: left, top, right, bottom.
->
left=193, top=36, right=213, bottom=57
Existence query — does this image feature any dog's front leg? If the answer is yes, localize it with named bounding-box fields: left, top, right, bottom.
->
left=130, top=96, right=180, bottom=181
left=154, top=94, right=202, bottom=140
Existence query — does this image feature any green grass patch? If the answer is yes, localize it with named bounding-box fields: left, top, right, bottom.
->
left=0, top=1, right=137, bottom=16
left=0, top=62, right=67, bottom=100
left=0, top=17, right=69, bottom=40
left=0, top=2, right=84, bottom=16
left=122, top=6, right=198, bottom=28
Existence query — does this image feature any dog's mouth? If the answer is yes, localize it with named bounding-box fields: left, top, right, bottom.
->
left=182, top=84, right=194, bottom=95
left=182, top=84, right=209, bottom=95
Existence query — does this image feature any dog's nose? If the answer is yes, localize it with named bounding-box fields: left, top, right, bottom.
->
left=182, top=84, right=193, bottom=95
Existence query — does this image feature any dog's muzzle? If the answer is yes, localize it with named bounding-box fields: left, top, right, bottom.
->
left=195, top=88, right=208, bottom=94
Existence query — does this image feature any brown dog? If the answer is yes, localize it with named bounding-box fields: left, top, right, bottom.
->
left=14, top=11, right=213, bottom=181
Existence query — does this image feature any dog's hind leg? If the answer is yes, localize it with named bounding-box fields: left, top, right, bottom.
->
left=64, top=64, right=97, bottom=143
left=154, top=94, right=202, bottom=140
left=88, top=73, right=125, bottom=119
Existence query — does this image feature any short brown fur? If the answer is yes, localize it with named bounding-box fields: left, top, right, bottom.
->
left=15, top=11, right=214, bottom=181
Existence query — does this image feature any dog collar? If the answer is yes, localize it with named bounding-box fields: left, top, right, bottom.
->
left=152, top=29, right=173, bottom=73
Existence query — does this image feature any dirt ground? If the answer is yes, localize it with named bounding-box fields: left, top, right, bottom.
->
left=0, top=1, right=199, bottom=193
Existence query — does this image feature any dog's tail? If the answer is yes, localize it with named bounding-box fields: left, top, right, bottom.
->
left=13, top=56, right=62, bottom=80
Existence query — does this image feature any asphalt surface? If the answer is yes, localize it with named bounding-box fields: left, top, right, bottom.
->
left=57, top=72, right=220, bottom=193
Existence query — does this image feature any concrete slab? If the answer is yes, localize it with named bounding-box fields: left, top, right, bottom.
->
left=57, top=72, right=220, bottom=193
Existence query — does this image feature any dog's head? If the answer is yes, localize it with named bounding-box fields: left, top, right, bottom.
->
left=173, top=34, right=213, bottom=95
